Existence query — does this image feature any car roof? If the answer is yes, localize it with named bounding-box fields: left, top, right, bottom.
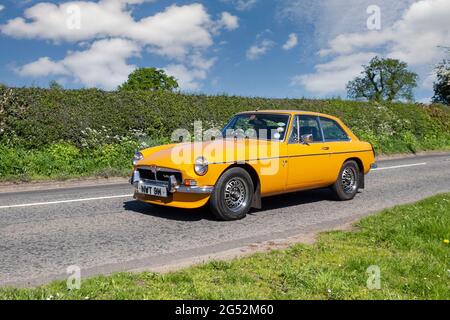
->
left=236, top=110, right=336, bottom=119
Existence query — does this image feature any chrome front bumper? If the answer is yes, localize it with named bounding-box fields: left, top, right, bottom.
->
left=174, top=185, right=214, bottom=194
left=131, top=170, right=214, bottom=195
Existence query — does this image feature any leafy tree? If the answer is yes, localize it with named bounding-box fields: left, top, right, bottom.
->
left=432, top=58, right=450, bottom=105
left=118, top=68, right=179, bottom=92
left=49, top=80, right=63, bottom=90
left=347, top=56, right=418, bottom=102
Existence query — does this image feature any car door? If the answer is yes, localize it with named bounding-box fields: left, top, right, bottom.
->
left=318, top=116, right=353, bottom=181
left=286, top=115, right=332, bottom=189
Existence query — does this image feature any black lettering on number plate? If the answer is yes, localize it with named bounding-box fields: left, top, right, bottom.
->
left=139, top=184, right=166, bottom=197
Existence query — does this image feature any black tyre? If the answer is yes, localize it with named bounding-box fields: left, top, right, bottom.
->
left=210, top=167, right=254, bottom=221
left=332, top=160, right=360, bottom=201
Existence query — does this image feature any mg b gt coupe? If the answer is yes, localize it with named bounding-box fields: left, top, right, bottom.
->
left=131, top=111, right=376, bottom=220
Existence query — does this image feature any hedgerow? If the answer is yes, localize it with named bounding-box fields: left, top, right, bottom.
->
left=1, top=87, right=450, bottom=151
left=0, top=86, right=449, bottom=180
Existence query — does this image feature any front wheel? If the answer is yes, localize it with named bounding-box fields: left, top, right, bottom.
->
left=210, top=168, right=254, bottom=221
left=332, top=160, right=360, bottom=201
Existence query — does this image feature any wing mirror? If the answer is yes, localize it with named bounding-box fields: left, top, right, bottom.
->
left=301, top=134, right=314, bottom=145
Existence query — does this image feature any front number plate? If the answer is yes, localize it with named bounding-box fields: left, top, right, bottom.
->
left=138, top=183, right=168, bottom=197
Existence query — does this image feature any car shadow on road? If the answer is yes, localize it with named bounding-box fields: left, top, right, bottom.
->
left=123, top=200, right=214, bottom=222
left=123, top=188, right=340, bottom=221
left=250, top=188, right=338, bottom=215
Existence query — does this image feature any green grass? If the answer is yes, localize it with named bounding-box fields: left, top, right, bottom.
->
left=1, top=194, right=449, bottom=300
left=0, top=140, right=163, bottom=182
left=0, top=145, right=132, bottom=183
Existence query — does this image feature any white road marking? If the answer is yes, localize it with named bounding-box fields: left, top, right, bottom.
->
left=372, top=162, right=427, bottom=171
left=0, top=194, right=133, bottom=209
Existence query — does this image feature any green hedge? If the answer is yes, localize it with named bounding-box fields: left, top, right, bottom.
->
left=1, top=87, right=450, bottom=181
left=1, top=87, right=450, bottom=154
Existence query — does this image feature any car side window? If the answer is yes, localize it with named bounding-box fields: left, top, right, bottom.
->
left=289, top=115, right=323, bottom=143
left=320, top=117, right=350, bottom=141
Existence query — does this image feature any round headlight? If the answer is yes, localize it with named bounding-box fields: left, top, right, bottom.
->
left=132, top=152, right=144, bottom=165
left=194, top=156, right=208, bottom=176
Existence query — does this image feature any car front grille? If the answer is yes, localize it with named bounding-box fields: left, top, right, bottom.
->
left=137, top=167, right=182, bottom=184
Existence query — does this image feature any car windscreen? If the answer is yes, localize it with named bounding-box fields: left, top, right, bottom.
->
left=222, top=114, right=290, bottom=141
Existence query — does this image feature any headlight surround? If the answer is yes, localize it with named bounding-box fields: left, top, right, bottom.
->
left=194, top=156, right=209, bottom=176
left=132, top=152, right=144, bottom=165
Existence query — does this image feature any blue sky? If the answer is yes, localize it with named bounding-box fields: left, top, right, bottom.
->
left=0, top=0, right=449, bottom=101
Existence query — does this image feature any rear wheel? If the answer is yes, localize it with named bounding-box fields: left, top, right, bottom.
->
left=210, top=168, right=254, bottom=221
left=332, top=160, right=360, bottom=201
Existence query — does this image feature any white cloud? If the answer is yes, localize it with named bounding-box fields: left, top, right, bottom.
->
left=189, top=53, right=217, bottom=71
left=321, top=0, right=450, bottom=65
left=18, top=57, right=70, bottom=77
left=163, top=53, right=217, bottom=90
left=246, top=39, right=274, bottom=60
left=0, top=5, right=5, bottom=12
left=1, top=2, right=218, bottom=59
left=291, top=0, right=450, bottom=96
left=292, top=52, right=376, bottom=95
left=282, top=33, right=298, bottom=50
left=164, top=64, right=208, bottom=91
left=217, top=12, right=239, bottom=31
left=18, top=38, right=140, bottom=90
left=222, top=0, right=258, bottom=11
left=422, top=72, right=437, bottom=91
left=278, top=0, right=418, bottom=46
left=3, top=1, right=238, bottom=90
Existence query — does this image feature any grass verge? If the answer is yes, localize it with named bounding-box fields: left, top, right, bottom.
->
left=1, top=194, right=449, bottom=300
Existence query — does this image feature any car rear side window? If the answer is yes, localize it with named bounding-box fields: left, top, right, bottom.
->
left=320, top=117, right=350, bottom=141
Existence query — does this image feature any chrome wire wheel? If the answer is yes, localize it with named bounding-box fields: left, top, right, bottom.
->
left=224, top=177, right=248, bottom=212
left=342, top=166, right=357, bottom=194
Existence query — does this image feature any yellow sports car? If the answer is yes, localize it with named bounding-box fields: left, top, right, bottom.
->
left=131, top=110, right=376, bottom=220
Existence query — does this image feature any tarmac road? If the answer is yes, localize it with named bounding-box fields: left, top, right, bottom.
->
left=1, top=154, right=449, bottom=287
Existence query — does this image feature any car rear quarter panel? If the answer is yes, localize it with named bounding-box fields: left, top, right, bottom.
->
left=329, top=141, right=375, bottom=177
left=328, top=117, right=375, bottom=177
